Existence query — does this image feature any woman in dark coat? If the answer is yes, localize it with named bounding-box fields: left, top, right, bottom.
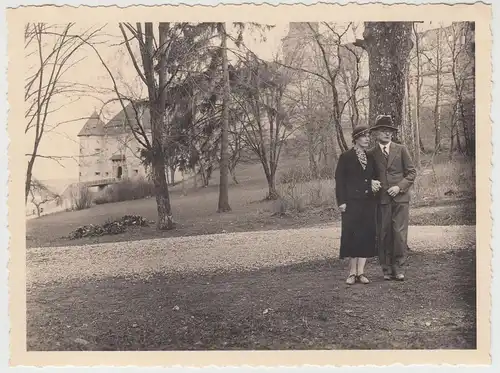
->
left=335, top=124, right=381, bottom=285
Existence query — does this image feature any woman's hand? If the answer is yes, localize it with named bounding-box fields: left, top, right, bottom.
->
left=371, top=180, right=381, bottom=193
left=339, top=204, right=346, bottom=213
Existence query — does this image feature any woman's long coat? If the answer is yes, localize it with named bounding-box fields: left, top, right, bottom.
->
left=335, top=148, right=378, bottom=259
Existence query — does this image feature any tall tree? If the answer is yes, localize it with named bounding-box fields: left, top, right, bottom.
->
left=24, top=23, right=104, bottom=204
left=215, top=22, right=274, bottom=210
left=432, top=28, right=443, bottom=152
left=233, top=56, right=296, bottom=199
left=354, top=22, right=414, bottom=142
left=280, top=23, right=367, bottom=167
left=28, top=178, right=62, bottom=217
left=412, top=22, right=423, bottom=167
left=91, top=23, right=217, bottom=229
left=446, top=22, right=475, bottom=158
left=217, top=22, right=231, bottom=212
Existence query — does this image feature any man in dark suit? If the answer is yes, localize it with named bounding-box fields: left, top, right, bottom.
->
left=368, top=115, right=416, bottom=281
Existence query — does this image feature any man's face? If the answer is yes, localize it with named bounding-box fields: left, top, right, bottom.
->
left=374, top=128, right=393, bottom=144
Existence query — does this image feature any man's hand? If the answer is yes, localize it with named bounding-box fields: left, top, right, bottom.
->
left=371, top=180, right=381, bottom=193
left=387, top=186, right=401, bottom=197
left=339, top=204, right=347, bottom=213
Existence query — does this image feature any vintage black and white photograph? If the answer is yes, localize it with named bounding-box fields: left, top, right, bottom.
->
left=9, top=2, right=492, bottom=366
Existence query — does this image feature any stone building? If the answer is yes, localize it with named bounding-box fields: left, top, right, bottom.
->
left=77, top=102, right=152, bottom=186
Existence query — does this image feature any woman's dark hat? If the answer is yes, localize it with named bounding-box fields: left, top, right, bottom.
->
left=370, top=114, right=399, bottom=132
left=352, top=124, right=370, bottom=140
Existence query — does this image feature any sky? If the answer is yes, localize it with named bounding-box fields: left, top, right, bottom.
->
left=26, top=22, right=289, bottom=182
left=26, top=21, right=443, bottom=182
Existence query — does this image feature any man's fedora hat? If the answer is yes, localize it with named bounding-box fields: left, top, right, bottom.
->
left=352, top=124, right=370, bottom=140
left=370, top=114, right=399, bottom=132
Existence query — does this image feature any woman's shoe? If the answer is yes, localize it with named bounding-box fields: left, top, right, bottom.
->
left=356, top=274, right=370, bottom=284
left=346, top=274, right=356, bottom=285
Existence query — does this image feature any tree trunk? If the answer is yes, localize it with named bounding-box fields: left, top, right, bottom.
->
left=25, top=158, right=35, bottom=204
left=266, top=174, right=279, bottom=200
left=217, top=22, right=231, bottom=212
left=405, top=70, right=415, bottom=157
left=361, top=22, right=413, bottom=144
left=170, top=165, right=175, bottom=186
left=465, top=22, right=475, bottom=157
left=181, top=169, right=187, bottom=196
left=433, top=30, right=442, bottom=153
left=193, top=171, right=198, bottom=189
left=455, top=123, right=462, bottom=153
left=151, top=22, right=174, bottom=230
left=308, top=141, right=319, bottom=179
left=152, top=152, right=173, bottom=230
left=229, top=165, right=239, bottom=184
left=449, top=119, right=455, bottom=160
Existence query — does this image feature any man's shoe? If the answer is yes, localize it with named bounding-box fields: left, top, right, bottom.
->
left=393, top=273, right=405, bottom=281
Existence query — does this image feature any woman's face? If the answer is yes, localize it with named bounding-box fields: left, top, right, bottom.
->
left=355, top=133, right=370, bottom=148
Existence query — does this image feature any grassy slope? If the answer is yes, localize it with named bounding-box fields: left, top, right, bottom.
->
left=26, top=153, right=475, bottom=249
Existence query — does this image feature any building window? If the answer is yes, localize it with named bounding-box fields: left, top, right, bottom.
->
left=79, top=172, right=82, bottom=176
left=134, top=169, right=138, bottom=174
left=95, top=172, right=101, bottom=176
left=105, top=172, right=109, bottom=176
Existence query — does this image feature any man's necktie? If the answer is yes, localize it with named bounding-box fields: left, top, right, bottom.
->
left=383, top=146, right=389, bottom=159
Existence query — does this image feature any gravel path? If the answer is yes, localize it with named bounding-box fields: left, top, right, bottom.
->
left=27, top=225, right=475, bottom=286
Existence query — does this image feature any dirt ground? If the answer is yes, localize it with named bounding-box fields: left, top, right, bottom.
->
left=27, top=246, right=476, bottom=351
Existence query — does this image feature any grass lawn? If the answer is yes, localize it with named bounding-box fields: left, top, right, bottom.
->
left=26, top=155, right=476, bottom=249
left=27, top=247, right=476, bottom=350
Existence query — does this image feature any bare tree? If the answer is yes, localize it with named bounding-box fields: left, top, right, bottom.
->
left=24, top=23, right=104, bottom=204
left=338, top=42, right=365, bottom=129
left=28, top=178, right=62, bottom=217
left=279, top=23, right=367, bottom=168
left=233, top=56, right=297, bottom=199
left=217, top=22, right=274, bottom=209
left=417, top=25, right=449, bottom=154
left=445, top=22, right=475, bottom=158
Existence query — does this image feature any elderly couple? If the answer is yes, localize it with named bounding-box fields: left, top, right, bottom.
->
left=335, top=115, right=417, bottom=285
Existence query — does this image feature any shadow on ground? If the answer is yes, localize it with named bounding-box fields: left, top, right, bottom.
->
left=27, top=248, right=476, bottom=351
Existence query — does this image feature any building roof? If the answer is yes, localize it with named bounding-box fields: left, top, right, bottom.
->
left=77, top=110, right=105, bottom=137
left=103, top=101, right=152, bottom=136
left=78, top=102, right=152, bottom=138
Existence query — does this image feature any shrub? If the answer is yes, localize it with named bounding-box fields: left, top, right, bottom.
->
left=412, top=157, right=475, bottom=204
left=70, top=185, right=93, bottom=211
left=68, top=215, right=149, bottom=240
left=280, top=166, right=313, bottom=185
left=93, top=177, right=155, bottom=205
left=280, top=164, right=334, bottom=185
left=277, top=178, right=335, bottom=213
